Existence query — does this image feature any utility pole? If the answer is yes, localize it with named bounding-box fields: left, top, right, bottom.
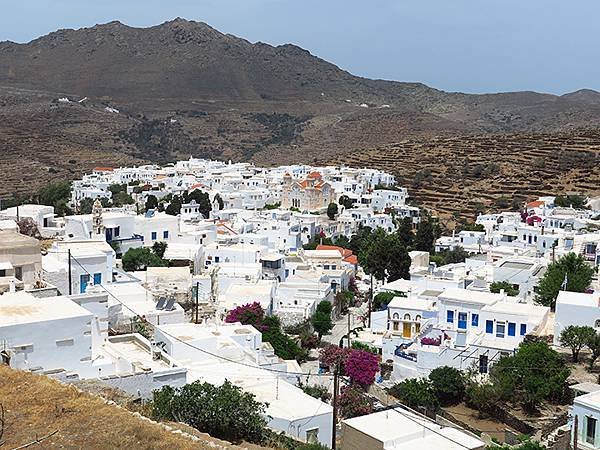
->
left=367, top=273, right=373, bottom=328
left=331, top=365, right=339, bottom=450
left=347, top=312, right=351, bottom=348
left=194, top=281, right=200, bottom=324
left=67, top=249, right=72, bottom=295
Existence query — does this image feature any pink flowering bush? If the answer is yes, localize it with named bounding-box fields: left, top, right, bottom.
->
left=421, top=336, right=442, bottom=346
left=225, top=302, right=266, bottom=331
left=319, top=344, right=349, bottom=369
left=338, top=385, right=374, bottom=418
left=345, top=349, right=379, bottom=387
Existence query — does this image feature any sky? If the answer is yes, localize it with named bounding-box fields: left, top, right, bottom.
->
left=1, top=0, right=599, bottom=95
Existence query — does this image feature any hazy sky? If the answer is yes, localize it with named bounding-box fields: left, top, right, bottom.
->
left=2, top=0, right=598, bottom=94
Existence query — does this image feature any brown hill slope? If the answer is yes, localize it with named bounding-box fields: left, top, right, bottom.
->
left=0, top=364, right=268, bottom=449
left=2, top=19, right=600, bottom=216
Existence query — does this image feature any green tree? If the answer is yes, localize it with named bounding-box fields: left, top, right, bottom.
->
left=396, top=216, right=414, bottom=248
left=428, top=366, right=465, bottom=406
left=389, top=378, right=439, bottom=411
left=359, top=228, right=410, bottom=282
left=38, top=181, right=71, bottom=208
left=372, top=292, right=396, bottom=311
left=554, top=194, right=587, bottom=209
left=184, top=189, right=212, bottom=218
left=347, top=226, right=373, bottom=255
left=490, top=342, right=569, bottom=412
left=587, top=333, right=600, bottom=370
left=145, top=194, right=159, bottom=212
left=327, top=202, right=339, bottom=220
left=165, top=195, right=183, bottom=216
left=112, top=190, right=135, bottom=207
left=465, top=382, right=499, bottom=414
left=414, top=216, right=436, bottom=252
left=79, top=197, right=95, bottom=214
left=489, top=281, right=519, bottom=296
left=312, top=301, right=333, bottom=339
left=152, top=380, right=268, bottom=444
left=152, top=241, right=168, bottom=259
left=122, top=247, right=167, bottom=271
left=559, top=325, right=596, bottom=362
left=536, top=253, right=594, bottom=309
left=459, top=222, right=485, bottom=232
left=339, top=195, right=354, bottom=210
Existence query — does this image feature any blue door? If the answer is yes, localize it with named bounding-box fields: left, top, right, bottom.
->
left=93, top=273, right=102, bottom=286
left=105, top=228, right=113, bottom=242
left=80, top=274, right=90, bottom=294
left=458, top=312, right=467, bottom=329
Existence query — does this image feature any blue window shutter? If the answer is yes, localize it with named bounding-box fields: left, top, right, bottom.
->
left=472, top=314, right=479, bottom=327
left=520, top=324, right=527, bottom=336
left=93, top=273, right=102, bottom=285
left=508, top=322, right=516, bottom=336
left=447, top=310, right=454, bottom=323
left=163, top=230, right=169, bottom=239
left=485, top=320, right=493, bottom=334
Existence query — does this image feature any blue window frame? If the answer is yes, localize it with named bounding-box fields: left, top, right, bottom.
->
left=508, top=322, right=516, bottom=337
left=446, top=310, right=454, bottom=324
left=472, top=313, right=479, bottom=327
left=163, top=230, right=169, bottom=239
left=485, top=320, right=493, bottom=334
left=151, top=231, right=157, bottom=241
left=458, top=312, right=467, bottom=330
left=80, top=274, right=90, bottom=294
left=93, top=273, right=102, bottom=285
left=520, top=324, right=527, bottom=336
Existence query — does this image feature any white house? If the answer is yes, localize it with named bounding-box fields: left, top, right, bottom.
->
left=554, top=291, right=600, bottom=344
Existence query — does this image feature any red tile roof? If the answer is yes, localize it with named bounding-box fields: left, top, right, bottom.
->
left=526, top=200, right=545, bottom=208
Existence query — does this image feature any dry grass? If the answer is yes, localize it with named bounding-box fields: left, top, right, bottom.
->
left=0, top=365, right=265, bottom=449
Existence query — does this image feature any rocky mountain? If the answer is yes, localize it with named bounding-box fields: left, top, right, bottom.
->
left=1, top=19, right=600, bottom=214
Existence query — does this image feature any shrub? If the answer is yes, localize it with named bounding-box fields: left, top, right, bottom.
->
left=122, top=247, right=167, bottom=271
left=428, top=366, right=465, bottom=406
left=389, top=378, right=439, bottom=411
left=151, top=380, right=267, bottom=443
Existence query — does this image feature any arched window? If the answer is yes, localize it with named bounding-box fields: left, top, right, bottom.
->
left=392, top=313, right=399, bottom=320
left=403, top=313, right=411, bottom=321
left=415, top=315, right=422, bottom=322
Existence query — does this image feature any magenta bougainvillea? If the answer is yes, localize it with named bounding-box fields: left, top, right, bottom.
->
left=344, top=349, right=379, bottom=387
left=338, top=384, right=374, bottom=418
left=421, top=336, right=442, bottom=346
left=319, top=344, right=349, bottom=369
left=225, top=302, right=266, bottom=331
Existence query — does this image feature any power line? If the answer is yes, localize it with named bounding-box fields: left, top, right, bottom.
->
left=68, top=254, right=338, bottom=379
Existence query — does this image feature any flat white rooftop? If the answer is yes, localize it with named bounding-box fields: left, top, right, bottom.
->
left=556, top=291, right=599, bottom=308
left=0, top=292, right=91, bottom=326
left=343, top=409, right=483, bottom=449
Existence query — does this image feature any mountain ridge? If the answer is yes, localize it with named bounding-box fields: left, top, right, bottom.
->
left=1, top=19, right=600, bottom=217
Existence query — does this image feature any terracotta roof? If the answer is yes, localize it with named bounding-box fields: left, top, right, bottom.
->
left=94, top=167, right=114, bottom=172
left=316, top=245, right=353, bottom=259
left=189, top=183, right=206, bottom=191
left=344, top=255, right=358, bottom=265
left=526, top=200, right=545, bottom=208
left=306, top=171, right=322, bottom=179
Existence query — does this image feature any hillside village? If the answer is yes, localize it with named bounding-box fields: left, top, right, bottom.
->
left=1, top=158, right=600, bottom=449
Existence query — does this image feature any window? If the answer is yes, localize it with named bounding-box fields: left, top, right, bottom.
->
left=15, top=266, right=22, bottom=281
left=392, top=313, right=399, bottom=320
left=447, top=310, right=454, bottom=324
left=80, top=274, right=90, bottom=294
left=496, top=322, right=506, bottom=338
left=151, top=231, right=157, bottom=241
left=520, top=324, right=527, bottom=336
left=586, top=416, right=597, bottom=445
left=508, top=322, right=516, bottom=337
left=93, top=273, right=102, bottom=285
left=403, top=313, right=411, bottom=321
left=485, top=320, right=494, bottom=334
left=306, top=428, right=319, bottom=444
left=0, top=269, right=5, bottom=277
left=472, top=313, right=479, bottom=327
left=163, top=230, right=169, bottom=239
left=479, top=355, right=489, bottom=374
left=114, top=226, right=120, bottom=237
left=458, top=312, right=467, bottom=330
